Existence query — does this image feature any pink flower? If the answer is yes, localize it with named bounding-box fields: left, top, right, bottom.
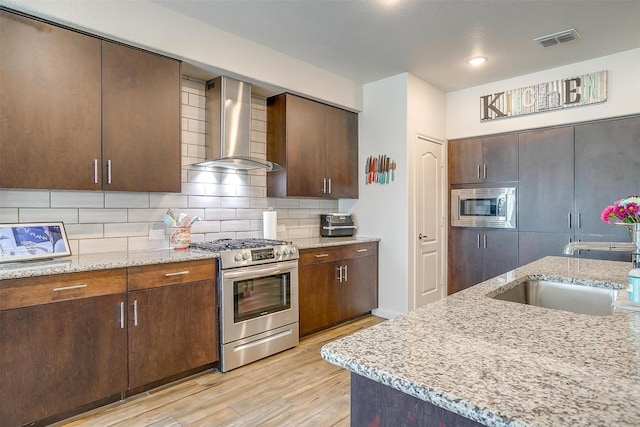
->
left=600, top=205, right=615, bottom=223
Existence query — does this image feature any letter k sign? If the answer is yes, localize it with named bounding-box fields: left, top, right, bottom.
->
left=481, top=92, right=507, bottom=121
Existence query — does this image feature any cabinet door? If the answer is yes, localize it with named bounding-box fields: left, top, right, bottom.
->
left=282, top=94, right=327, bottom=197
left=127, top=280, right=217, bottom=390
left=0, top=294, right=127, bottom=427
left=482, top=134, right=518, bottom=182
left=102, top=41, right=181, bottom=193
left=518, top=127, right=574, bottom=232
left=299, top=261, right=341, bottom=336
left=575, top=116, right=640, bottom=236
left=447, top=228, right=483, bottom=294
left=448, top=138, right=482, bottom=184
left=0, top=10, right=102, bottom=190
left=325, top=105, right=359, bottom=198
left=341, top=255, right=378, bottom=320
left=518, top=231, right=573, bottom=266
left=482, top=230, right=519, bottom=280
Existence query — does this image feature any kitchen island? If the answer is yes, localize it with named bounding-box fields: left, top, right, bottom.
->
left=321, top=256, right=640, bottom=426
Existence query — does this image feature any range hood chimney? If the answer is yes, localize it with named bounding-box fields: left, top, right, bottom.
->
left=194, top=76, right=281, bottom=171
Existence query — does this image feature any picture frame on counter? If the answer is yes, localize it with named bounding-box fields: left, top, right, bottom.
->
left=0, top=222, right=72, bottom=263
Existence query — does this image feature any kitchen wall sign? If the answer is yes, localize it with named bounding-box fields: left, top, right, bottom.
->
left=480, top=70, right=607, bottom=121
left=365, top=155, right=396, bottom=185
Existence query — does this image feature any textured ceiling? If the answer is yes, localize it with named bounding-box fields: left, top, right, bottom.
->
left=154, top=0, right=640, bottom=92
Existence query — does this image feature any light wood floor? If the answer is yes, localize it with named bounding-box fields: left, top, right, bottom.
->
left=54, top=315, right=385, bottom=427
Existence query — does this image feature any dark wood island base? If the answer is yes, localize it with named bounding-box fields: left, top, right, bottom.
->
left=351, top=373, right=484, bottom=427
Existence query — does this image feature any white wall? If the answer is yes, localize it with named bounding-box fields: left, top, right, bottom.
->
left=342, top=73, right=446, bottom=318
left=342, top=74, right=408, bottom=318
left=2, top=0, right=362, bottom=111
left=446, top=49, right=640, bottom=139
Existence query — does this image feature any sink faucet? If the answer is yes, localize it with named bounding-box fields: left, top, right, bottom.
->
left=563, top=223, right=640, bottom=268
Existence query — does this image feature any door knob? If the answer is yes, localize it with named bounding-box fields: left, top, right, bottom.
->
left=418, top=233, right=427, bottom=240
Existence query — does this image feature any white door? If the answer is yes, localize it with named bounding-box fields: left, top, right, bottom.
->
left=415, top=135, right=445, bottom=308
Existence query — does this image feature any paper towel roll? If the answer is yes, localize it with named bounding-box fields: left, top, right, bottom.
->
left=263, top=210, right=277, bottom=239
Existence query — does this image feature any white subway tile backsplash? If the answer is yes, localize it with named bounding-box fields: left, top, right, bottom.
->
left=65, top=223, right=104, bottom=239
left=0, top=208, right=19, bottom=223
left=20, top=208, right=78, bottom=223
left=149, top=194, right=189, bottom=209
left=79, top=237, right=128, bottom=254
left=79, top=209, right=128, bottom=223
left=128, top=235, right=167, bottom=251
left=205, top=208, right=236, bottom=220
left=104, top=222, right=148, bottom=237
left=3, top=81, right=328, bottom=254
left=0, top=190, right=49, bottom=207
left=51, top=191, right=104, bottom=208
left=105, top=193, right=149, bottom=208
left=221, top=220, right=251, bottom=232
left=220, top=197, right=251, bottom=209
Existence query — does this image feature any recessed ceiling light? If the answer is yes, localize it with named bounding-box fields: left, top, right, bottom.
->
left=468, top=56, right=487, bottom=66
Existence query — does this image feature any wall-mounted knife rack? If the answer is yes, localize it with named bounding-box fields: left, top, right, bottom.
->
left=365, top=154, right=396, bottom=185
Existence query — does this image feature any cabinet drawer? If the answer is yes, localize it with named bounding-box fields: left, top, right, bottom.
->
left=0, top=269, right=126, bottom=310
left=299, top=246, right=343, bottom=266
left=341, top=242, right=378, bottom=260
left=128, top=260, right=215, bottom=291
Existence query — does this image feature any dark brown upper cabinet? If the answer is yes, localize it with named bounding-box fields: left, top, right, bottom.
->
left=0, top=10, right=181, bottom=192
left=267, top=93, right=358, bottom=199
left=449, top=134, right=518, bottom=184
left=0, top=10, right=102, bottom=190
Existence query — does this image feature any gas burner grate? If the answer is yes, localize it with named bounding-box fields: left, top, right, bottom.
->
left=189, top=238, right=292, bottom=252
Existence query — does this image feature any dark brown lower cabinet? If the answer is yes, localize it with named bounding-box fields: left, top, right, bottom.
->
left=127, top=279, right=217, bottom=391
left=448, top=229, right=518, bottom=295
left=299, top=242, right=378, bottom=336
left=0, top=294, right=127, bottom=427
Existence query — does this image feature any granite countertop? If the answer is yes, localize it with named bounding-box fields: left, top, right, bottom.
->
left=0, top=236, right=379, bottom=280
left=321, top=256, right=640, bottom=427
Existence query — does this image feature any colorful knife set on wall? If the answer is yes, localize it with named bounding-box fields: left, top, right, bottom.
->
left=365, top=155, right=396, bottom=185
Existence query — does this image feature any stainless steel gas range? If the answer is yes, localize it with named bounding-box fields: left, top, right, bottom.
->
left=190, top=238, right=299, bottom=372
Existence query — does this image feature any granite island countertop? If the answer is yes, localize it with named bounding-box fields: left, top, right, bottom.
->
left=0, top=236, right=380, bottom=280
left=321, top=256, right=640, bottom=427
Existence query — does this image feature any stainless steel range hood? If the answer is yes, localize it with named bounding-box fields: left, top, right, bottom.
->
left=194, top=76, right=281, bottom=171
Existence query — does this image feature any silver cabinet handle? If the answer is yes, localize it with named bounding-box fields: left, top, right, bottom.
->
left=568, top=212, right=572, bottom=229
left=53, top=284, right=87, bottom=292
left=476, top=164, right=481, bottom=180
left=483, top=234, right=487, bottom=249
left=93, top=159, right=99, bottom=184
left=328, top=178, right=332, bottom=194
left=133, top=299, right=138, bottom=326
left=165, top=270, right=190, bottom=277
left=578, top=212, right=582, bottom=229
left=483, top=164, right=487, bottom=179
left=337, top=266, right=343, bottom=283
left=119, top=301, right=125, bottom=329
left=343, top=264, right=348, bottom=282
left=356, top=248, right=368, bottom=253
left=477, top=234, right=481, bottom=248
left=323, top=178, right=327, bottom=194
left=107, top=159, right=112, bottom=184
left=314, top=253, right=329, bottom=258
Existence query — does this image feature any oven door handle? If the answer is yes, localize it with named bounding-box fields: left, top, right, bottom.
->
left=222, top=261, right=298, bottom=280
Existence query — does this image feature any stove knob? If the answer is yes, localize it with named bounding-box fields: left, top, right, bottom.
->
left=242, top=252, right=250, bottom=260
left=234, top=253, right=243, bottom=262
left=289, top=247, right=296, bottom=254
left=282, top=248, right=289, bottom=256
left=276, top=249, right=283, bottom=256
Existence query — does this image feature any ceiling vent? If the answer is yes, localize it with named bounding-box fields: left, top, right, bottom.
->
left=533, top=28, right=580, bottom=48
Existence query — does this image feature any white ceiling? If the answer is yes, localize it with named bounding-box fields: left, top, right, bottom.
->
left=153, top=0, right=640, bottom=92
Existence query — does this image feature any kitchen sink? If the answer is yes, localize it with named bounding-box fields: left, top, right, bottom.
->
left=491, top=279, right=619, bottom=316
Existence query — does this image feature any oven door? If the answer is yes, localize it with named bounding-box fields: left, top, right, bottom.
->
left=220, top=260, right=299, bottom=345
left=451, top=187, right=516, bottom=228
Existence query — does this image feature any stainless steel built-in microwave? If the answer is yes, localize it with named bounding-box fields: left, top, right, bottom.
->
left=451, top=187, right=516, bottom=228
